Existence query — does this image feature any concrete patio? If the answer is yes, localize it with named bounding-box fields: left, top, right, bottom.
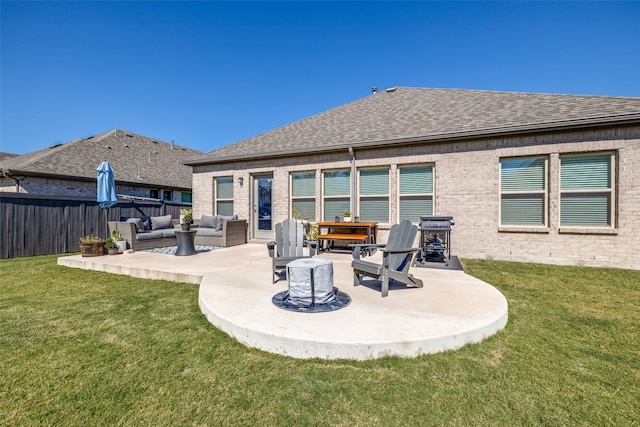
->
left=58, top=243, right=508, bottom=360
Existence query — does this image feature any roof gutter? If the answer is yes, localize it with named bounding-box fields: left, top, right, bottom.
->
left=1, top=169, right=22, bottom=192
left=2, top=168, right=93, bottom=182
left=184, top=113, right=640, bottom=166
left=0, top=168, right=191, bottom=192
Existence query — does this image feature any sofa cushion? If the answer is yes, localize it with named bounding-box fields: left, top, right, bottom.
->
left=136, top=230, right=166, bottom=240
left=196, top=228, right=223, bottom=237
left=151, top=215, right=172, bottom=230
left=161, top=229, right=176, bottom=238
left=127, top=218, right=144, bottom=233
left=200, top=215, right=217, bottom=229
left=123, top=216, right=151, bottom=230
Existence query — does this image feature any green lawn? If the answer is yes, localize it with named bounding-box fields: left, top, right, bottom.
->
left=1, top=255, right=638, bottom=426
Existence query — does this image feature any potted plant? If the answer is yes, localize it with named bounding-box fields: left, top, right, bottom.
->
left=305, top=225, right=318, bottom=241
left=291, top=207, right=301, bottom=221
left=111, top=229, right=126, bottom=253
left=291, top=207, right=310, bottom=225
left=180, top=208, right=193, bottom=230
left=104, top=238, right=119, bottom=255
left=342, top=209, right=352, bottom=222
left=79, top=235, right=105, bottom=257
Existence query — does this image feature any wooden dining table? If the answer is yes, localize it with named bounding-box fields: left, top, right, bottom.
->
left=315, top=221, right=378, bottom=252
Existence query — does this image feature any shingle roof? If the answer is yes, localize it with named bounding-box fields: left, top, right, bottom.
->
left=0, top=152, right=20, bottom=162
left=186, top=87, right=640, bottom=165
left=1, top=129, right=201, bottom=189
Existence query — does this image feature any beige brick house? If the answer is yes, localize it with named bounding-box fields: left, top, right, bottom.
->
left=1, top=129, right=201, bottom=202
left=185, top=87, right=640, bottom=269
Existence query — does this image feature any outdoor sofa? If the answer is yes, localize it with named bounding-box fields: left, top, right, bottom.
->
left=193, top=214, right=247, bottom=247
left=107, top=214, right=247, bottom=252
left=108, top=215, right=178, bottom=251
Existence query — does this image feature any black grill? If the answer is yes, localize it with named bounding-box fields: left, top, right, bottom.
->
left=418, top=216, right=453, bottom=265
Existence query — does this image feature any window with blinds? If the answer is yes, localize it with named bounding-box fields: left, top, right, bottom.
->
left=560, top=153, right=614, bottom=227
left=399, top=165, right=433, bottom=222
left=291, top=172, right=315, bottom=220
left=500, top=157, right=547, bottom=226
left=215, top=177, right=234, bottom=216
left=181, top=192, right=192, bottom=203
left=323, top=170, right=350, bottom=220
left=358, top=168, right=389, bottom=222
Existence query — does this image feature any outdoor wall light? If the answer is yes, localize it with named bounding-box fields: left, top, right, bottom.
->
left=237, top=177, right=243, bottom=186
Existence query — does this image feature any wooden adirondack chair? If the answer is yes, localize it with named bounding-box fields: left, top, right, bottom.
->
left=351, top=220, right=423, bottom=297
left=267, top=219, right=316, bottom=283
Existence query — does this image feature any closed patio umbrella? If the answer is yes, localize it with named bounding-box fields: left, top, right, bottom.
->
left=97, top=161, right=117, bottom=238
left=97, top=161, right=117, bottom=208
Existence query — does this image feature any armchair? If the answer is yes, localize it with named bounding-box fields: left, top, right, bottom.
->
left=267, top=219, right=317, bottom=283
left=351, top=220, right=423, bottom=297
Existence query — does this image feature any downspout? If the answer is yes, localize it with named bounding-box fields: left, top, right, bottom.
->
left=349, top=147, right=355, bottom=217
left=1, top=169, right=21, bottom=192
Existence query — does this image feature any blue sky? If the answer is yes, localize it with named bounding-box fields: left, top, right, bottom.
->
left=1, top=1, right=639, bottom=155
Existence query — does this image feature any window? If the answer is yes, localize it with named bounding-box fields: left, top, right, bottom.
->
left=398, top=165, right=433, bottom=222
left=215, top=177, right=234, bottom=216
left=358, top=168, right=389, bottom=222
left=323, top=170, right=350, bottom=220
left=500, top=157, right=547, bottom=226
left=150, top=189, right=159, bottom=199
left=560, top=152, right=614, bottom=227
left=162, top=190, right=172, bottom=201
left=181, top=192, right=192, bottom=203
left=291, top=172, right=315, bottom=220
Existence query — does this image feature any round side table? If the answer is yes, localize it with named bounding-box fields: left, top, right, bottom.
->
left=175, top=230, right=197, bottom=256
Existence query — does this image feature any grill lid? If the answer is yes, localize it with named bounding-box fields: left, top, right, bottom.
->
left=420, top=216, right=454, bottom=230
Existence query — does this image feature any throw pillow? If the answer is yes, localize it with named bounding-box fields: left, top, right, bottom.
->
left=126, top=218, right=144, bottom=233
left=141, top=216, right=152, bottom=230
left=215, top=215, right=238, bottom=231
left=200, top=215, right=217, bottom=229
left=150, top=214, right=173, bottom=230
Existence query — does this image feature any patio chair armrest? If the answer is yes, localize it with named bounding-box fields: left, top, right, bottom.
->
left=380, top=247, right=421, bottom=254
left=108, top=221, right=136, bottom=242
left=222, top=219, right=248, bottom=246
left=349, top=243, right=385, bottom=260
left=306, top=240, right=318, bottom=257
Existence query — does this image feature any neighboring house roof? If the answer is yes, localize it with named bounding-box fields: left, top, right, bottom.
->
left=0, top=152, right=20, bottom=162
left=1, top=129, right=202, bottom=190
left=186, top=87, right=640, bottom=165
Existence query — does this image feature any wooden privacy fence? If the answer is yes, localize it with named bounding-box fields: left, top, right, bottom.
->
left=0, top=193, right=190, bottom=259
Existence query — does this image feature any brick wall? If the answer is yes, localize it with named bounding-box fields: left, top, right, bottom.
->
left=192, top=126, right=640, bottom=270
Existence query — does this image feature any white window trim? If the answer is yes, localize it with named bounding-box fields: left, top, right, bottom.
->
left=499, top=155, right=549, bottom=229
left=558, top=151, right=616, bottom=232
left=322, top=168, right=351, bottom=221
left=396, top=163, right=435, bottom=223
left=213, top=176, right=234, bottom=216
left=290, top=171, right=316, bottom=221
left=357, top=167, right=390, bottom=224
